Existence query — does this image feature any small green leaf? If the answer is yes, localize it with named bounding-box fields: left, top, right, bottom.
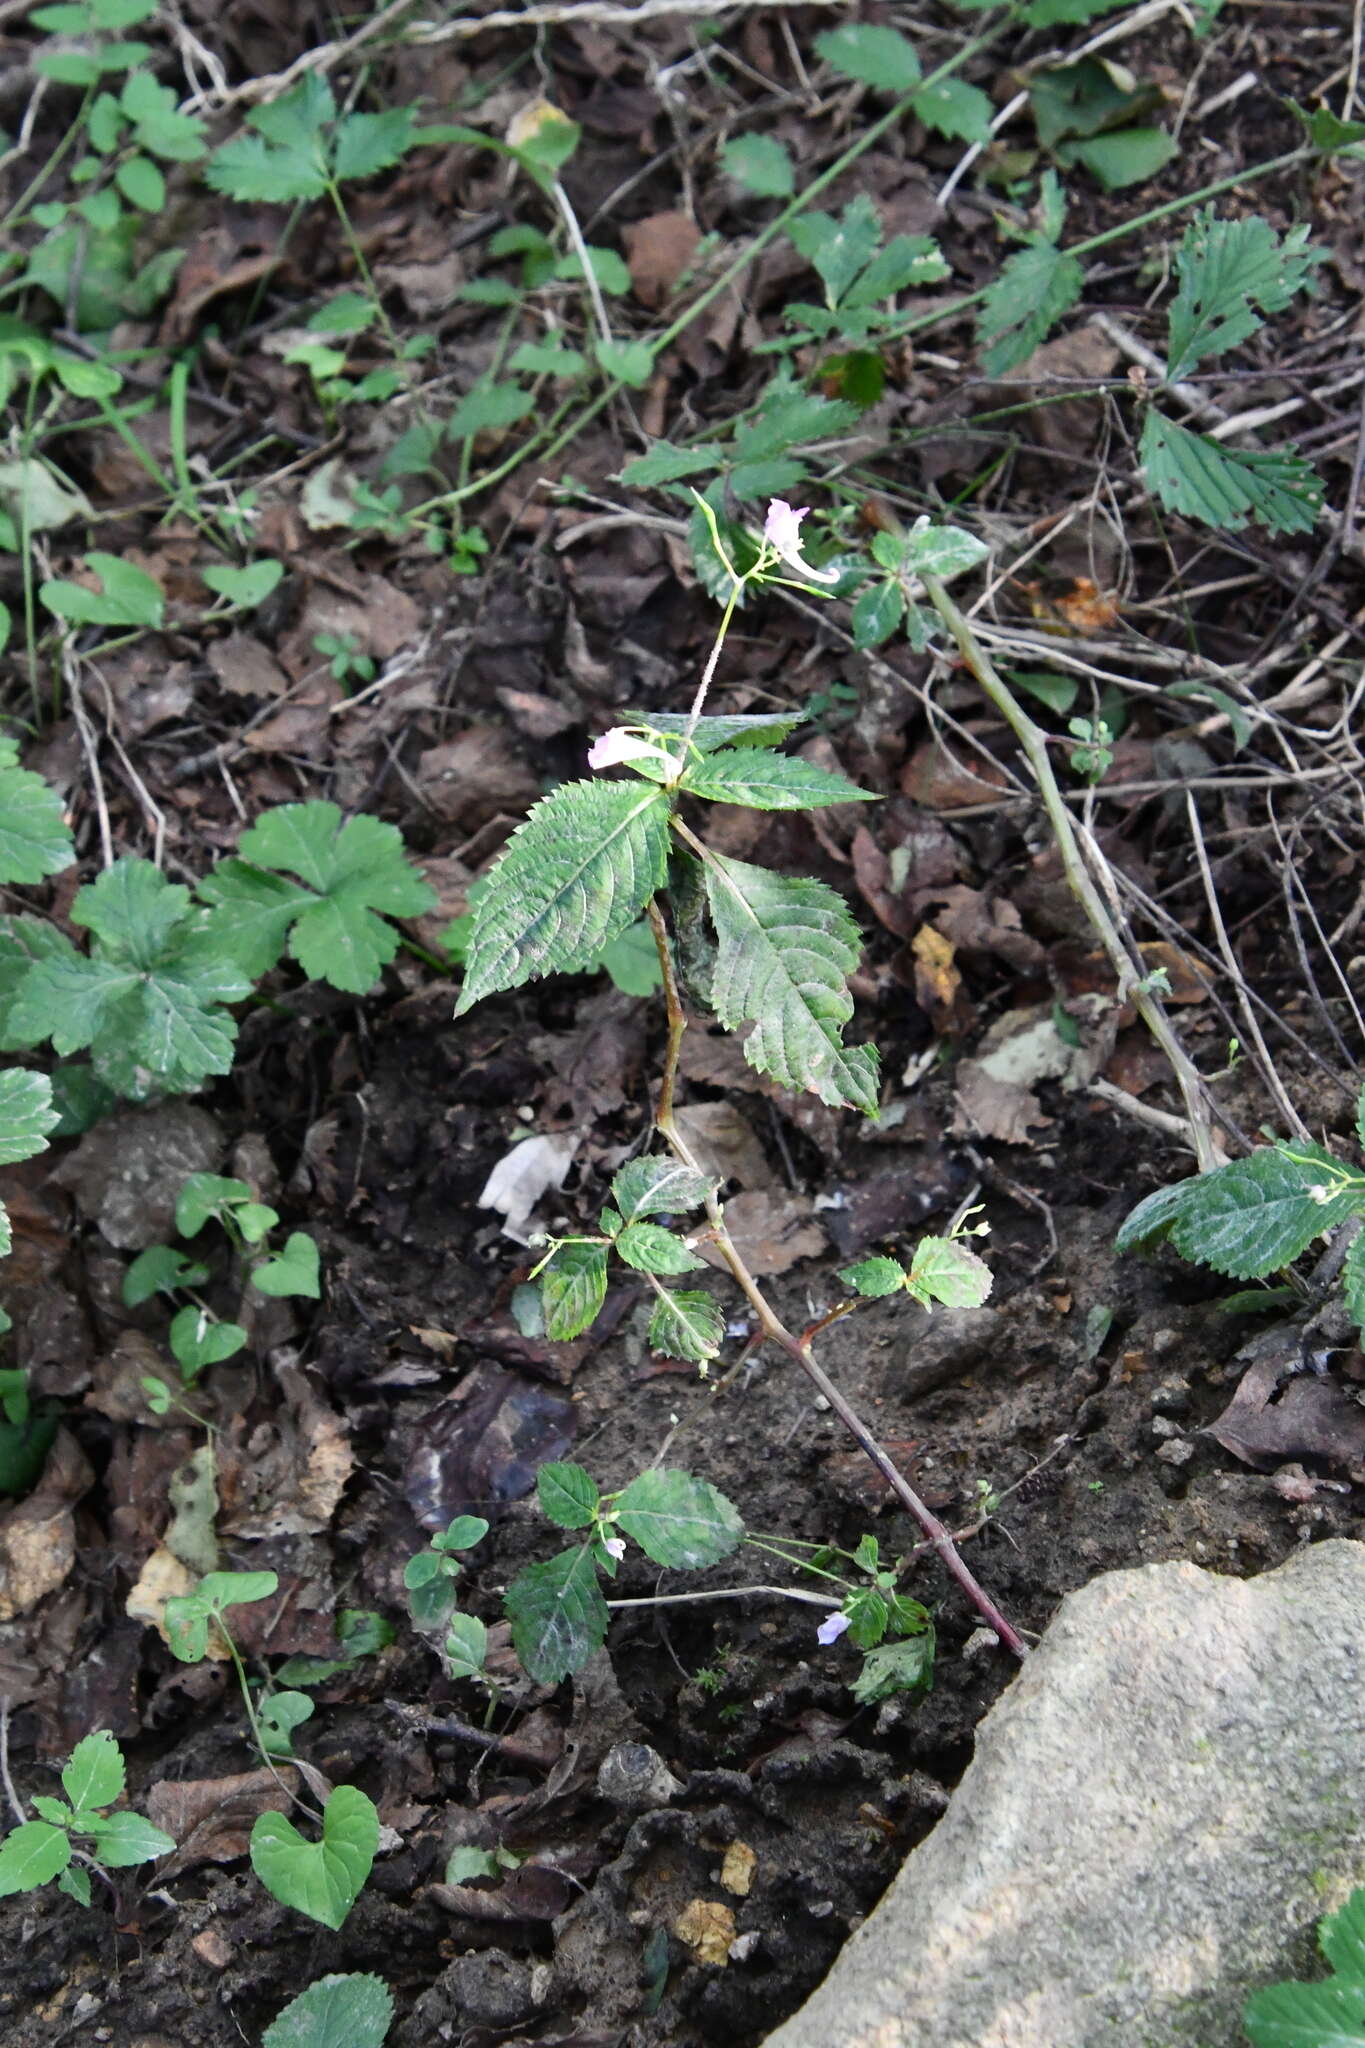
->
left=647, top=1287, right=725, bottom=1364
left=1115, top=1179, right=1191, bottom=1254
left=615, top=1222, right=704, bottom=1274
left=124, top=1243, right=217, bottom=1306
left=250, top=1785, right=378, bottom=1931
left=263, top=1972, right=395, bottom=2048
left=541, top=1242, right=608, bottom=1341
left=1056, top=127, right=1176, bottom=191
left=851, top=579, right=904, bottom=649
left=1165, top=211, right=1325, bottom=385
left=912, top=77, right=993, bottom=142
left=978, top=241, right=1084, bottom=376
left=114, top=154, right=165, bottom=210
left=57, top=1863, right=91, bottom=1905
left=679, top=753, right=876, bottom=811
left=789, top=196, right=884, bottom=308
left=0, top=751, right=74, bottom=886
left=435, top=1514, right=489, bottom=1553
left=454, top=781, right=670, bottom=1012
left=815, top=22, right=921, bottom=92
left=1165, top=680, right=1253, bottom=750
left=252, top=1231, right=321, bottom=1299
left=333, top=106, right=415, bottom=184
left=163, top=1569, right=278, bottom=1663
left=506, top=1545, right=609, bottom=1685
left=444, top=1613, right=488, bottom=1682
left=844, top=1584, right=889, bottom=1649
left=611, top=1156, right=715, bottom=1222
left=850, top=1630, right=935, bottom=1704
left=596, top=338, right=655, bottom=387
left=904, top=1236, right=993, bottom=1309
left=619, top=441, right=723, bottom=487
left=0, top=1819, right=71, bottom=1895
left=82, top=1808, right=175, bottom=1866
left=624, top=710, right=806, bottom=754
left=1007, top=668, right=1079, bottom=715
left=722, top=133, right=795, bottom=197
left=839, top=1256, right=906, bottom=1298
left=537, top=1461, right=600, bottom=1529
left=905, top=522, right=989, bottom=580
left=507, top=340, right=586, bottom=379
left=258, top=1690, right=314, bottom=1757
left=201, top=560, right=284, bottom=609
left=62, top=1730, right=123, bottom=1813
left=0, top=1070, right=58, bottom=1167
left=169, top=1306, right=247, bottom=1380
left=176, top=1173, right=251, bottom=1236
left=446, top=380, right=535, bottom=443
left=615, top=1468, right=744, bottom=1569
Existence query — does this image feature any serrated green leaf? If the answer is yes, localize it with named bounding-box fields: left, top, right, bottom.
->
left=978, top=242, right=1085, bottom=375
left=1165, top=212, right=1325, bottom=385
left=1287, top=99, right=1365, bottom=153
left=263, top=1971, right=394, bottom=2048
left=448, top=379, right=536, bottom=442
left=333, top=107, right=415, bottom=183
left=703, top=853, right=878, bottom=1111
left=0, top=754, right=74, bottom=885
left=735, top=389, right=861, bottom=462
left=1347, top=1232, right=1365, bottom=1338
left=251, top=1785, right=377, bottom=1931
left=537, top=1460, right=600, bottom=1528
left=0, top=1820, right=71, bottom=1895
left=1244, top=1978, right=1365, bottom=2048
left=1166, top=1142, right=1365, bottom=1279
left=596, top=338, right=655, bottom=386
left=83, top=1808, right=175, bottom=1866
left=1115, top=1179, right=1191, bottom=1254
left=905, top=1236, right=993, bottom=1309
left=912, top=76, right=993, bottom=143
left=200, top=802, right=435, bottom=995
left=1140, top=411, right=1322, bottom=535
left=850, top=1630, right=935, bottom=1704
left=455, top=781, right=670, bottom=1012
left=619, top=441, right=723, bottom=487
left=615, top=1221, right=704, bottom=1274
left=57, top=1863, right=91, bottom=1905
left=541, top=1241, right=608, bottom=1341
left=1321, top=1887, right=1365, bottom=1982
left=62, top=1730, right=123, bottom=1813
left=615, top=1468, right=743, bottom=1568
left=252, top=1231, right=321, bottom=1299
left=611, top=1155, right=715, bottom=1222
left=506, top=1545, right=609, bottom=1684
left=789, top=196, right=885, bottom=309
left=0, top=1070, right=57, bottom=1167
left=852, top=579, right=904, bottom=649
left=680, top=752, right=874, bottom=810
left=722, top=132, right=795, bottom=197
left=840, top=1256, right=906, bottom=1298
left=815, top=22, right=921, bottom=92
left=507, top=340, right=586, bottom=379
left=625, top=711, right=806, bottom=753
left=842, top=233, right=948, bottom=306
left=647, top=1287, right=725, bottom=1363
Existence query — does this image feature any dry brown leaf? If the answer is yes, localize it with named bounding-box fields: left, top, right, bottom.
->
left=207, top=633, right=290, bottom=700
left=126, top=1545, right=230, bottom=1658
left=1206, top=1357, right=1365, bottom=1475
left=696, top=1189, right=824, bottom=1277
left=623, top=211, right=701, bottom=310
left=219, top=1363, right=353, bottom=1539
left=417, top=726, right=539, bottom=830
left=148, top=1766, right=297, bottom=1869
left=0, top=1428, right=92, bottom=1621
left=672, top=1103, right=769, bottom=1188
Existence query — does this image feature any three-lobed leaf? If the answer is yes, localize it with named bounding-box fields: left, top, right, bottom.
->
left=455, top=782, right=670, bottom=1012
left=1165, top=212, right=1325, bottom=385
left=978, top=242, right=1085, bottom=375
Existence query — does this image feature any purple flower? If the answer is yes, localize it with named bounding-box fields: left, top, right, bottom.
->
left=763, top=499, right=839, bottom=585
left=602, top=1536, right=626, bottom=1561
left=816, top=1610, right=851, bottom=1646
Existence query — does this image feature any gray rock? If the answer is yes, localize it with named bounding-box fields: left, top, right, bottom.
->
left=596, top=1741, right=684, bottom=1811
left=764, top=1540, right=1365, bottom=2048
left=52, top=1102, right=223, bottom=1249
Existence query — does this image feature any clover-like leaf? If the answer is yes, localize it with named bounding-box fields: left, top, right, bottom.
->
left=506, top=1545, right=609, bottom=1685
left=647, top=1287, right=725, bottom=1364
left=250, top=1784, right=378, bottom=1931
left=200, top=802, right=436, bottom=995
left=455, top=782, right=670, bottom=1012
left=164, top=1569, right=279, bottom=1663
left=615, top=1469, right=744, bottom=1569
left=703, top=852, right=878, bottom=1111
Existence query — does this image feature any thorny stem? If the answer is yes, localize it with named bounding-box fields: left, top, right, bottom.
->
left=646, top=889, right=1029, bottom=1660
left=922, top=572, right=1222, bottom=1175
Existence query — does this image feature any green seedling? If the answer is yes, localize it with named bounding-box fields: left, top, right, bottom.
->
left=312, top=630, right=376, bottom=690
left=0, top=1730, right=174, bottom=1906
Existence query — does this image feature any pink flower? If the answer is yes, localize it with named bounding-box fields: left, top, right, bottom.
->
left=603, top=1536, right=626, bottom=1561
left=587, top=727, right=674, bottom=772
left=763, top=499, right=839, bottom=585
left=816, top=1610, right=851, bottom=1646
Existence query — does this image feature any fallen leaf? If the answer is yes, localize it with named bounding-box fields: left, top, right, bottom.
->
left=147, top=1766, right=297, bottom=1870
left=623, top=211, right=701, bottom=310
left=405, top=1368, right=575, bottom=1529
left=126, top=1545, right=229, bottom=1659
left=696, top=1189, right=824, bottom=1277
left=52, top=1102, right=223, bottom=1251
left=951, top=1001, right=1108, bottom=1144
left=1206, top=1357, right=1365, bottom=1474
left=0, top=1430, right=92, bottom=1621
left=417, top=726, right=540, bottom=830
left=672, top=1104, right=769, bottom=1188
left=478, top=1134, right=577, bottom=1241
left=674, top=1897, right=736, bottom=1965
left=207, top=632, right=290, bottom=699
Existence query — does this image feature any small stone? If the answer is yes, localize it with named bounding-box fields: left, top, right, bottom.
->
left=1150, top=1415, right=1182, bottom=1440
left=530, top=1963, right=555, bottom=2007
left=596, top=1742, right=684, bottom=1812
left=721, top=1841, right=757, bottom=1896
left=191, top=1929, right=231, bottom=1970
left=961, top=1627, right=1000, bottom=1661
left=675, top=1898, right=736, bottom=1965
left=1151, top=1377, right=1192, bottom=1416
left=729, top=1930, right=763, bottom=1962
left=1155, top=1437, right=1195, bottom=1467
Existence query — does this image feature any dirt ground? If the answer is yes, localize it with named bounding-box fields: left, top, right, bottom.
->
left=1, top=0, right=1363, bottom=2042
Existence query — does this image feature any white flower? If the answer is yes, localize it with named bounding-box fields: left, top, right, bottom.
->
left=603, top=1536, right=626, bottom=1561
left=816, top=1610, right=851, bottom=1646
left=587, top=727, right=675, bottom=772
left=763, top=499, right=839, bottom=585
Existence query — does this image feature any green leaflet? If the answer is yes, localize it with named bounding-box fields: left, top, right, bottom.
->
left=904, top=1236, right=993, bottom=1309
left=678, top=753, right=876, bottom=811
left=456, top=781, right=670, bottom=1012
left=702, top=853, right=879, bottom=1112
left=1127, top=1141, right=1365, bottom=1282
left=614, top=1221, right=704, bottom=1274
left=250, top=1784, right=378, bottom=1931
left=839, top=1256, right=906, bottom=1299
left=615, top=1469, right=743, bottom=1569
left=541, top=1241, right=608, bottom=1340
left=1139, top=413, right=1322, bottom=535
left=978, top=241, right=1084, bottom=375
left=0, top=740, right=73, bottom=886
left=610, top=1155, right=714, bottom=1222
left=1165, top=212, right=1324, bottom=384
left=537, top=1461, right=600, bottom=1529
left=262, top=1972, right=395, bottom=2048
left=506, top=1545, right=608, bottom=1685
left=647, top=1287, right=725, bottom=1363
left=624, top=710, right=806, bottom=753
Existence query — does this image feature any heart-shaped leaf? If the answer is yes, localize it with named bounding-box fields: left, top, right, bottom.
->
left=250, top=1784, right=378, bottom=1929
left=252, top=1230, right=321, bottom=1298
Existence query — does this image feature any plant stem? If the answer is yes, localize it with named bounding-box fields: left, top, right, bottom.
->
left=921, top=572, right=1221, bottom=1172
left=645, top=894, right=1028, bottom=1659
